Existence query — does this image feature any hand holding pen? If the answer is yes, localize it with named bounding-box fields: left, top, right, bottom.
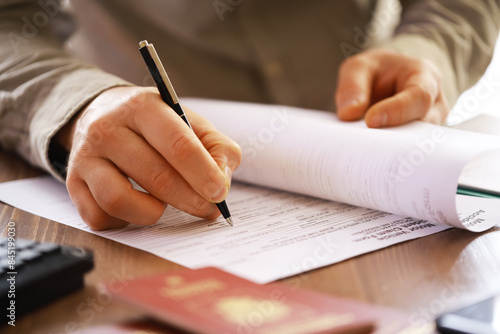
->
left=139, top=40, right=235, bottom=226
left=52, top=64, right=241, bottom=231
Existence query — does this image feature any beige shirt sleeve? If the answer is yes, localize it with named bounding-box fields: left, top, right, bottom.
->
left=1, top=0, right=499, bottom=182
left=391, top=0, right=500, bottom=106
left=0, top=0, right=131, bottom=181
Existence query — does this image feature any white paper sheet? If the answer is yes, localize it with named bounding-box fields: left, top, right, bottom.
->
left=0, top=176, right=449, bottom=283
left=184, top=98, right=500, bottom=231
left=2, top=99, right=499, bottom=283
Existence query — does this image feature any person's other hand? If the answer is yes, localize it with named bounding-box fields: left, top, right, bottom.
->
left=55, top=86, right=241, bottom=230
left=335, top=48, right=449, bottom=128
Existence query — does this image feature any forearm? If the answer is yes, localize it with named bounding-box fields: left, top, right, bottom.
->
left=391, top=0, right=500, bottom=105
left=0, top=0, right=131, bottom=181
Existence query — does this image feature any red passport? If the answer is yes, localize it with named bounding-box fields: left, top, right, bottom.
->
left=108, top=267, right=415, bottom=334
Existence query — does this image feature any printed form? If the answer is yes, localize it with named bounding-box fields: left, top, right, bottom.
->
left=0, top=176, right=449, bottom=283
left=1, top=99, right=499, bottom=283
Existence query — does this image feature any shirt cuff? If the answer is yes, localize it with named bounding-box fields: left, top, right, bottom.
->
left=31, top=68, right=133, bottom=182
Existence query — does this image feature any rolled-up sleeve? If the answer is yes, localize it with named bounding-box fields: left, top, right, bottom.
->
left=0, top=0, right=131, bottom=181
left=390, top=0, right=500, bottom=106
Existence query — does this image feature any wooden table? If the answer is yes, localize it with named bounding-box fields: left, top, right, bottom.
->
left=1, top=148, right=499, bottom=333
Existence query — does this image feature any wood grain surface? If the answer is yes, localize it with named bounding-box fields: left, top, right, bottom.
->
left=1, top=149, right=499, bottom=333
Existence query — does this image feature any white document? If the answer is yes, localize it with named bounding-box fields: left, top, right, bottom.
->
left=1, top=98, right=499, bottom=283
left=452, top=114, right=500, bottom=137
left=453, top=115, right=500, bottom=196
left=185, top=98, right=500, bottom=231
left=0, top=176, right=450, bottom=284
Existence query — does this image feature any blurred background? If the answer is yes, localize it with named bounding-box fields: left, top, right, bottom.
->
left=447, top=34, right=500, bottom=126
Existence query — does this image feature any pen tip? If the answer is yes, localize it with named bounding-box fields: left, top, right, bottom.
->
left=226, top=217, right=233, bottom=226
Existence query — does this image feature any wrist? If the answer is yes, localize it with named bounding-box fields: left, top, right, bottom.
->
left=54, top=112, right=79, bottom=152
left=48, top=109, right=82, bottom=179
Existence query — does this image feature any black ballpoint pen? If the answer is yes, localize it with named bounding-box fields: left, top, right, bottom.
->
left=138, top=40, right=233, bottom=226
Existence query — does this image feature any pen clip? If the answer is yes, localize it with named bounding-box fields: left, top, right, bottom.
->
left=139, top=40, right=180, bottom=104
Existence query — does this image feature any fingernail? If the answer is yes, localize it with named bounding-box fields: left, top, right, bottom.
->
left=338, top=98, right=360, bottom=112
left=223, top=165, right=233, bottom=188
left=211, top=184, right=228, bottom=203
left=368, top=113, right=387, bottom=128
